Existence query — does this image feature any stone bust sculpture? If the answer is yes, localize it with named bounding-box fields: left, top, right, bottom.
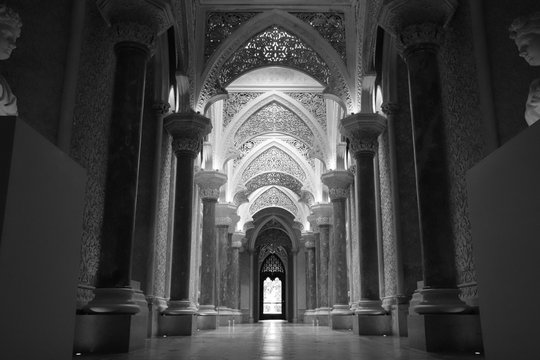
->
left=0, top=5, right=21, bottom=116
left=509, top=12, right=540, bottom=126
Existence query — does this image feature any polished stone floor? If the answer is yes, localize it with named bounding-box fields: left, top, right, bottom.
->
left=75, top=320, right=484, bottom=360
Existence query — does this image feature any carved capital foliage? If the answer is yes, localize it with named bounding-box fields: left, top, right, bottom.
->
left=164, top=111, right=212, bottom=157
left=304, top=240, right=316, bottom=249
left=340, top=113, right=386, bottom=156
left=396, top=23, right=444, bottom=54
left=310, top=203, right=333, bottom=226
left=321, top=170, right=354, bottom=200
left=194, top=170, right=227, bottom=200
left=378, top=0, right=457, bottom=36
left=112, top=22, right=155, bottom=50
left=381, top=102, right=400, bottom=116
left=315, top=216, right=332, bottom=226
left=97, top=0, right=174, bottom=35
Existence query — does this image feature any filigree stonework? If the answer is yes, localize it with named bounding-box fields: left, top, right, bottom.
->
left=172, top=138, right=202, bottom=156
left=328, top=188, right=350, bottom=200
left=397, top=23, right=443, bottom=54
left=249, top=186, right=298, bottom=216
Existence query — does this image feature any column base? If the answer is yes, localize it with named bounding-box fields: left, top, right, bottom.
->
left=197, top=313, right=218, bottom=330
left=158, top=314, right=197, bottom=336
left=413, top=288, right=470, bottom=314
left=163, top=300, right=197, bottom=315
left=85, top=288, right=140, bottom=314
left=146, top=296, right=168, bottom=337
left=73, top=313, right=147, bottom=354
left=407, top=314, right=483, bottom=353
left=315, top=307, right=331, bottom=326
left=355, top=299, right=386, bottom=315
left=330, top=306, right=353, bottom=330
left=391, top=303, right=409, bottom=337
left=353, top=314, right=392, bottom=336
left=303, top=310, right=317, bottom=325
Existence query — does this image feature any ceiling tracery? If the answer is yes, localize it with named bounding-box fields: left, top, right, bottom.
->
left=245, top=172, right=303, bottom=198
left=242, top=146, right=306, bottom=183
left=219, top=26, right=331, bottom=87
left=249, top=186, right=298, bottom=217
left=233, top=102, right=314, bottom=147
left=223, top=92, right=264, bottom=128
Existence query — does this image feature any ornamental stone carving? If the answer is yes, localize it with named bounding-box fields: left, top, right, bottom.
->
left=216, top=203, right=240, bottom=231
left=378, top=0, right=457, bottom=38
left=242, top=147, right=307, bottom=182
left=340, top=113, right=386, bottom=156
left=194, top=170, right=227, bottom=201
left=111, top=22, right=156, bottom=49
left=249, top=187, right=298, bottom=217
left=396, top=23, right=444, bottom=54
left=321, top=170, right=354, bottom=201
left=310, top=203, right=333, bottom=227
left=0, top=4, right=21, bottom=116
left=164, top=111, right=212, bottom=157
left=96, top=0, right=174, bottom=35
left=223, top=92, right=264, bottom=128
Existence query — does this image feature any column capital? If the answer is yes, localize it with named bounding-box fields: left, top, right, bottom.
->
left=164, top=111, right=212, bottom=157
left=243, top=220, right=255, bottom=233
left=378, top=0, right=457, bottom=36
left=321, top=170, right=354, bottom=201
left=302, top=233, right=316, bottom=249
left=194, top=170, right=227, bottom=201
left=381, top=102, right=400, bottom=116
left=216, top=203, right=240, bottom=231
left=231, top=232, right=245, bottom=249
left=340, top=113, right=386, bottom=155
left=310, top=203, right=333, bottom=226
left=233, top=187, right=249, bottom=206
left=97, top=0, right=174, bottom=35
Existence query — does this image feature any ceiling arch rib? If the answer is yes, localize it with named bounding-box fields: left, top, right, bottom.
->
left=197, top=9, right=352, bottom=113
left=245, top=172, right=303, bottom=198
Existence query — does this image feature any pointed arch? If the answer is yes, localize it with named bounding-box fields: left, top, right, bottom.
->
left=249, top=214, right=298, bottom=252
left=197, top=9, right=352, bottom=112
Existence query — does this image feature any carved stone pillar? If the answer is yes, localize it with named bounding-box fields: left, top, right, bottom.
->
left=215, top=203, right=240, bottom=324
left=379, top=0, right=468, bottom=315
left=340, top=113, right=387, bottom=315
left=230, top=233, right=244, bottom=321
left=310, top=203, right=333, bottom=326
left=194, top=170, right=227, bottom=329
left=321, top=171, right=354, bottom=330
left=86, top=1, right=173, bottom=315
left=303, top=233, right=317, bottom=323
left=163, top=112, right=211, bottom=320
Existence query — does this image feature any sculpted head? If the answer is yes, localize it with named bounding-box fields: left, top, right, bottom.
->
left=0, top=5, right=21, bottom=61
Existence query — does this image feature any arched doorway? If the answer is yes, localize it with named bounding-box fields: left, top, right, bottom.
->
left=260, top=254, right=286, bottom=320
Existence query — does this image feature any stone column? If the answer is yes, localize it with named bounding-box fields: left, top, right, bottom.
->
left=303, top=233, right=317, bottom=324
left=340, top=113, right=387, bottom=315
left=379, top=0, right=468, bottom=314
left=230, top=233, right=244, bottom=323
left=161, top=111, right=211, bottom=336
left=86, top=1, right=173, bottom=315
left=194, top=170, right=227, bottom=329
left=310, top=203, right=333, bottom=326
left=215, top=203, right=240, bottom=325
left=321, top=170, right=354, bottom=330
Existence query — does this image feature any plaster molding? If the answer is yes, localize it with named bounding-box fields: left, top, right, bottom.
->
left=340, top=112, right=386, bottom=156
left=164, top=111, right=212, bottom=157
left=194, top=170, right=227, bottom=200
left=321, top=170, right=354, bottom=200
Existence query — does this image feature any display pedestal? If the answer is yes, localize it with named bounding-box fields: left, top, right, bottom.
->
left=468, top=121, right=540, bottom=360
left=407, top=314, right=483, bottom=352
left=0, top=117, right=86, bottom=360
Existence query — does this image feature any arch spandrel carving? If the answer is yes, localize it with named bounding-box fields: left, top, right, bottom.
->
left=249, top=186, right=298, bottom=218
left=196, top=9, right=352, bottom=113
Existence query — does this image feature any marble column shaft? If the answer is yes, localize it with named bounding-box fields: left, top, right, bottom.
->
left=195, top=170, right=227, bottom=313
left=163, top=112, right=212, bottom=314
left=379, top=1, right=468, bottom=311
left=305, top=240, right=317, bottom=310
left=318, top=224, right=331, bottom=308
left=340, top=113, right=387, bottom=314
left=321, top=171, right=354, bottom=313
left=229, top=239, right=242, bottom=310
left=217, top=225, right=230, bottom=309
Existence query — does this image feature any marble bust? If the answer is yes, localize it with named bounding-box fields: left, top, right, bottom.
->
left=0, top=5, right=21, bottom=116
left=510, top=12, right=540, bottom=126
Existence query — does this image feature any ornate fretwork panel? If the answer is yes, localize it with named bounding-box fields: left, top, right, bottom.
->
left=291, top=12, right=346, bottom=63
left=260, top=218, right=286, bottom=233
left=234, top=102, right=314, bottom=146
left=223, top=92, right=264, bottom=128
left=246, top=172, right=303, bottom=197
left=204, top=12, right=259, bottom=63
left=234, top=136, right=314, bottom=169
left=249, top=187, right=298, bottom=217
left=285, top=92, right=327, bottom=131
left=259, top=241, right=289, bottom=268
left=261, top=253, right=285, bottom=273
left=219, top=26, right=331, bottom=87
left=242, top=147, right=307, bottom=182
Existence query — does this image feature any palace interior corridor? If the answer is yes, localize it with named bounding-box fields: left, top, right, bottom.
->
left=1, top=1, right=540, bottom=360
